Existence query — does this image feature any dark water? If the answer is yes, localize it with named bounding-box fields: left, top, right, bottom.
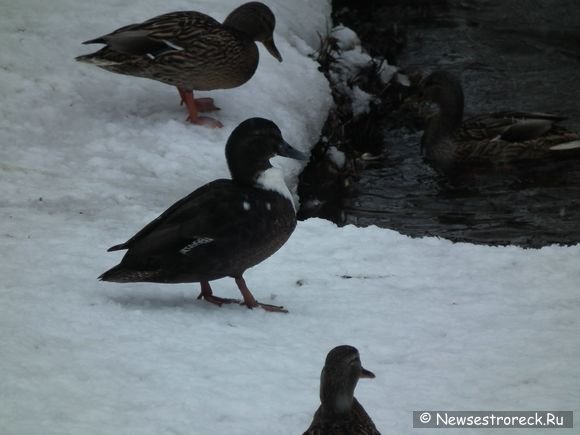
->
left=337, top=0, right=580, bottom=247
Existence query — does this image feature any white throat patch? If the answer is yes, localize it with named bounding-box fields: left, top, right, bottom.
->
left=255, top=167, right=295, bottom=211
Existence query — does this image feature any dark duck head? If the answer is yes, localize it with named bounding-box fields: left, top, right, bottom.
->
left=223, top=2, right=282, bottom=62
left=319, top=345, right=376, bottom=416
left=226, top=117, right=307, bottom=205
left=418, top=71, right=465, bottom=148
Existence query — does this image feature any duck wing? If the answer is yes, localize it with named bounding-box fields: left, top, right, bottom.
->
left=83, top=11, right=222, bottom=58
left=108, top=179, right=241, bottom=253
left=107, top=178, right=295, bottom=262
left=461, top=111, right=565, bottom=142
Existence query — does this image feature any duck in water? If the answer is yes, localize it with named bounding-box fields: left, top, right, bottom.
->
left=417, top=71, right=580, bottom=172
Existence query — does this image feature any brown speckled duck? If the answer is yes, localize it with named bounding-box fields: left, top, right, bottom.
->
left=76, top=2, right=282, bottom=128
left=303, top=345, right=381, bottom=435
left=418, top=71, right=580, bottom=172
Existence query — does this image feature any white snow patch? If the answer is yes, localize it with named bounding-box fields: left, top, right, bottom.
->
left=332, top=25, right=360, bottom=51
left=326, top=25, right=400, bottom=117
left=287, top=34, right=316, bottom=57
left=351, top=85, right=374, bottom=116
left=327, top=146, right=346, bottom=169
left=379, top=62, right=398, bottom=84
left=242, top=201, right=251, bottom=211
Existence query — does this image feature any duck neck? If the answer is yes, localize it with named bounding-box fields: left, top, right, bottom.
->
left=320, top=373, right=356, bottom=416
left=426, top=85, right=464, bottom=143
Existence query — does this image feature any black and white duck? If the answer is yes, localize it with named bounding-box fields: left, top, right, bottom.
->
left=99, top=118, right=306, bottom=313
left=417, top=70, right=580, bottom=172
left=303, top=345, right=381, bottom=435
left=76, top=2, right=282, bottom=128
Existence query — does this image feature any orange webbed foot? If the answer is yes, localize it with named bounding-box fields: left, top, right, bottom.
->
left=177, top=88, right=223, bottom=127
left=186, top=115, right=224, bottom=128
left=235, top=277, right=288, bottom=313
left=197, top=281, right=240, bottom=306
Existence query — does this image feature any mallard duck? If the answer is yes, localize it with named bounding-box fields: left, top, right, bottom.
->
left=99, top=118, right=307, bottom=312
left=418, top=70, right=580, bottom=172
left=76, top=2, right=282, bottom=128
left=303, top=345, right=381, bottom=435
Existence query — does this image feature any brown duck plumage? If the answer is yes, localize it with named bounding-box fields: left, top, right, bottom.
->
left=303, top=346, right=381, bottom=435
left=418, top=71, right=580, bottom=172
left=76, top=2, right=282, bottom=127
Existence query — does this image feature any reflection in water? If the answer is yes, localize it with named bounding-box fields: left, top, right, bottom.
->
left=340, top=0, right=580, bottom=247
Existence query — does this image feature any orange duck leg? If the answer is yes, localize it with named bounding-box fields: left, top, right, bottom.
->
left=177, top=88, right=223, bottom=128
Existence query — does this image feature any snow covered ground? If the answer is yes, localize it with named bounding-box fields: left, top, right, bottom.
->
left=1, top=1, right=579, bottom=434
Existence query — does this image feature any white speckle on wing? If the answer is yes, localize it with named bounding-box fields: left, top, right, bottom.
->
left=162, top=40, right=184, bottom=51
left=266, top=202, right=272, bottom=211
left=550, top=140, right=580, bottom=150
left=179, top=237, right=213, bottom=255
left=255, top=167, right=295, bottom=210
left=243, top=201, right=251, bottom=211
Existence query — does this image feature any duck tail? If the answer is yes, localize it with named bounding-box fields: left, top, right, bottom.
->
left=75, top=53, right=120, bottom=66
left=75, top=53, right=96, bottom=63
left=550, top=140, right=580, bottom=151
left=82, top=37, right=107, bottom=45
left=107, top=242, right=128, bottom=252
left=99, top=264, right=159, bottom=283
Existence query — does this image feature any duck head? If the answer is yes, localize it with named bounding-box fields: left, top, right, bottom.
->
left=415, top=71, right=465, bottom=156
left=319, top=345, right=375, bottom=416
left=419, top=71, right=464, bottom=128
left=226, top=117, right=307, bottom=186
left=223, top=2, right=283, bottom=62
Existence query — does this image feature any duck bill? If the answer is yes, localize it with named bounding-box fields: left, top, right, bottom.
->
left=263, top=37, right=283, bottom=62
left=360, top=367, right=376, bottom=379
left=278, top=140, right=308, bottom=161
